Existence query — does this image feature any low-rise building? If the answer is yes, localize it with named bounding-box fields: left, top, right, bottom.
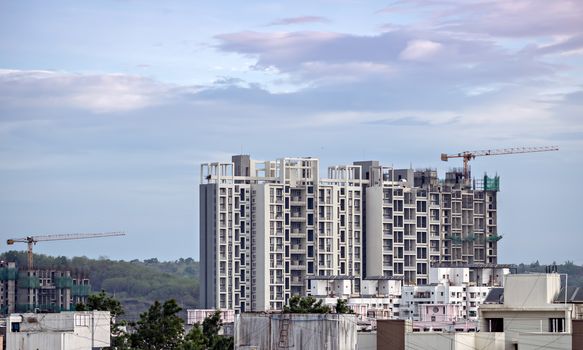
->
left=6, top=310, right=111, bottom=350
left=376, top=272, right=583, bottom=350
left=308, top=276, right=402, bottom=319
left=400, top=265, right=509, bottom=321
left=479, top=273, right=582, bottom=350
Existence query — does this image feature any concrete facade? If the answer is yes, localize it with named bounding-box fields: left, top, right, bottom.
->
left=479, top=273, right=575, bottom=350
left=6, top=311, right=110, bottom=350
left=234, top=313, right=357, bottom=350
left=200, top=155, right=500, bottom=312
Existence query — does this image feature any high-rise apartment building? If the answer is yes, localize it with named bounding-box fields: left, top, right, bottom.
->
left=199, top=155, right=500, bottom=312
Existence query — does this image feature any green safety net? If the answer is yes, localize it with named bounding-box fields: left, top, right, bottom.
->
left=17, top=275, right=40, bottom=289
left=72, top=284, right=92, bottom=296
left=484, top=175, right=500, bottom=191
left=55, top=276, right=74, bottom=288
left=0, top=267, right=17, bottom=280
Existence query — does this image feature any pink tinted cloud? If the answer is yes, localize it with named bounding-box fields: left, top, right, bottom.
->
left=268, top=16, right=330, bottom=26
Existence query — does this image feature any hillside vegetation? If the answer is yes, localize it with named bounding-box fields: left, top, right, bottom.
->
left=0, top=251, right=199, bottom=320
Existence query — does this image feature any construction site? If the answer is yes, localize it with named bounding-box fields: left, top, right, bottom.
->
left=0, top=232, right=125, bottom=315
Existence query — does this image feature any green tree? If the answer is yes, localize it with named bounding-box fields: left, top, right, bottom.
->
left=335, top=299, right=354, bottom=314
left=179, top=310, right=234, bottom=350
left=283, top=296, right=331, bottom=314
left=179, top=324, right=206, bottom=350
left=130, top=299, right=184, bottom=350
left=82, top=291, right=128, bottom=349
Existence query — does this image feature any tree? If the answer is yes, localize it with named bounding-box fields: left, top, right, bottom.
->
left=81, top=291, right=128, bottom=349
left=335, top=299, right=354, bottom=314
left=130, top=299, right=184, bottom=350
left=179, top=310, right=233, bottom=350
left=179, top=324, right=206, bottom=350
left=283, top=296, right=331, bottom=314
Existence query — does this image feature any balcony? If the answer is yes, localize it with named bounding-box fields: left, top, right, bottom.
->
left=290, top=245, right=304, bottom=253
left=290, top=261, right=306, bottom=269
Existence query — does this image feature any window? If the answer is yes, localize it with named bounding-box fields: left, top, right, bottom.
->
left=549, top=318, right=565, bottom=332
left=485, top=318, right=503, bottom=332
left=75, top=314, right=90, bottom=327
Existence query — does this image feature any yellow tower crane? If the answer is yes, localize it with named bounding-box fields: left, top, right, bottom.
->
left=6, top=232, right=126, bottom=270
left=441, top=146, right=559, bottom=185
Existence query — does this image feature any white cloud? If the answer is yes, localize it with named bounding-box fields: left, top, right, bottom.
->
left=399, top=39, right=443, bottom=61
left=0, top=69, right=169, bottom=113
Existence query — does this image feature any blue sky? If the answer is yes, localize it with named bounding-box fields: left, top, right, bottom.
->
left=0, top=0, right=581, bottom=263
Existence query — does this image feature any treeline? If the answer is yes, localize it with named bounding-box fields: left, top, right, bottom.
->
left=0, top=251, right=199, bottom=320
left=516, top=260, right=583, bottom=287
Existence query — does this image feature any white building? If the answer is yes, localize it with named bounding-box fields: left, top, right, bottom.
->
left=200, top=155, right=501, bottom=312
left=375, top=272, right=583, bottom=350
left=6, top=310, right=111, bottom=350
left=308, top=276, right=402, bottom=319
left=400, top=265, right=509, bottom=321
left=479, top=273, right=582, bottom=350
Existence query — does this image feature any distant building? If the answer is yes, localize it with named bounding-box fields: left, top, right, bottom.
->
left=6, top=311, right=111, bottom=350
left=400, top=264, right=510, bottom=321
left=186, top=309, right=235, bottom=336
left=187, top=309, right=235, bottom=325
left=200, top=155, right=500, bottom=312
left=0, top=261, right=91, bottom=315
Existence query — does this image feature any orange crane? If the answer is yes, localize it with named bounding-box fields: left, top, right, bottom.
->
left=6, top=232, right=126, bottom=270
left=441, top=146, right=559, bottom=184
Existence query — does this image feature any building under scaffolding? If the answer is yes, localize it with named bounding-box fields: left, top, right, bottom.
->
left=0, top=261, right=91, bottom=315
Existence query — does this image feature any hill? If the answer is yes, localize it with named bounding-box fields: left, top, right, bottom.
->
left=0, top=251, right=199, bottom=320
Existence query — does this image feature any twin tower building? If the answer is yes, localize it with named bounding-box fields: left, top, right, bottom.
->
left=199, top=155, right=500, bottom=313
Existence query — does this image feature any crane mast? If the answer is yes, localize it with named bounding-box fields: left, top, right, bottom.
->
left=6, top=231, right=125, bottom=270
left=441, top=146, right=559, bottom=185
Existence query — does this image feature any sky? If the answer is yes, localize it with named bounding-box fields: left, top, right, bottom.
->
left=0, top=0, right=582, bottom=264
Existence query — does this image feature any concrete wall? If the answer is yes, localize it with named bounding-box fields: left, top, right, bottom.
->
left=356, top=332, right=376, bottom=350
left=474, top=332, right=505, bottom=350
left=235, top=313, right=357, bottom=350
left=200, top=183, right=217, bottom=309
left=406, top=333, right=476, bottom=350
left=365, top=187, right=383, bottom=277
left=503, top=274, right=561, bottom=307
left=255, top=184, right=269, bottom=311
left=518, top=333, right=571, bottom=350
left=7, top=311, right=110, bottom=350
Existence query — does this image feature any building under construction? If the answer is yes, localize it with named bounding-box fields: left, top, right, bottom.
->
left=0, top=261, right=91, bottom=315
left=200, top=155, right=502, bottom=312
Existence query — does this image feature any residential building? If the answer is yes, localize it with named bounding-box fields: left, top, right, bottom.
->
left=479, top=273, right=582, bottom=350
left=375, top=272, right=583, bottom=350
left=200, top=155, right=500, bottom=312
left=308, top=276, right=402, bottom=319
left=6, top=311, right=111, bottom=349
left=0, top=261, right=91, bottom=315
left=400, top=265, right=510, bottom=321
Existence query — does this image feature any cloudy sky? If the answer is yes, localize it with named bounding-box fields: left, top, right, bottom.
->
left=1, top=0, right=581, bottom=264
